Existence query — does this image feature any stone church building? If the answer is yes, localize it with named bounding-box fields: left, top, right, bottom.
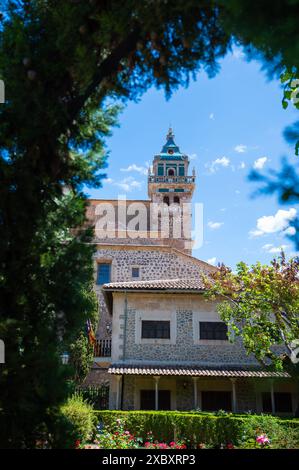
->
left=84, top=129, right=296, bottom=414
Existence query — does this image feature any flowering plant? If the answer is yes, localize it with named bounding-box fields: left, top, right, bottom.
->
left=256, top=434, right=270, bottom=447
left=89, top=418, right=141, bottom=449
left=144, top=440, right=187, bottom=449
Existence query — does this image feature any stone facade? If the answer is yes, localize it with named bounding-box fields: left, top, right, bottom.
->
left=111, top=292, right=258, bottom=367
left=93, top=245, right=215, bottom=338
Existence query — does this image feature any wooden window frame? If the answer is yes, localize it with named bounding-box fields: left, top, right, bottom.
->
left=96, top=263, right=111, bottom=285
left=199, top=321, right=228, bottom=341
left=141, top=320, right=171, bottom=339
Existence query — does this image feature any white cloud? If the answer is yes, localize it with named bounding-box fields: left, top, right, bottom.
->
left=238, top=162, right=246, bottom=169
left=189, top=153, right=197, bottom=161
left=249, top=208, right=297, bottom=237
left=209, top=113, right=214, bottom=120
left=205, top=156, right=230, bottom=173
left=208, top=221, right=224, bottom=230
left=262, top=243, right=289, bottom=254
left=284, top=226, right=296, bottom=236
left=253, top=157, right=268, bottom=170
left=120, top=163, right=148, bottom=175
left=215, top=157, right=230, bottom=167
left=234, top=144, right=247, bottom=153
left=207, top=257, right=217, bottom=265
left=115, top=176, right=142, bottom=192
left=232, top=46, right=245, bottom=60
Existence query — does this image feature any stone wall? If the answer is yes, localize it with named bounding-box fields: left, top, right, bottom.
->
left=112, top=292, right=258, bottom=367
left=236, top=379, right=257, bottom=412
left=122, top=376, right=135, bottom=411
left=94, top=245, right=214, bottom=337
left=81, top=368, right=110, bottom=387
left=86, top=199, right=193, bottom=254
left=176, top=378, right=194, bottom=410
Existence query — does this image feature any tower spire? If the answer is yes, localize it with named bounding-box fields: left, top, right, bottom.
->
left=167, top=126, right=174, bottom=140
left=161, top=127, right=180, bottom=154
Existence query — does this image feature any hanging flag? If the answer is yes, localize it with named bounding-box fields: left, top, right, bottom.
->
left=86, top=319, right=96, bottom=345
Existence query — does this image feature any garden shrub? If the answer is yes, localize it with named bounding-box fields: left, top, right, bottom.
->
left=238, top=414, right=299, bottom=448
left=94, top=410, right=299, bottom=448
left=58, top=393, right=96, bottom=448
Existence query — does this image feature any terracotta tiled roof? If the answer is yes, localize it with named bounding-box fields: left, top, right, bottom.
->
left=103, top=278, right=206, bottom=291
left=108, top=365, right=290, bottom=378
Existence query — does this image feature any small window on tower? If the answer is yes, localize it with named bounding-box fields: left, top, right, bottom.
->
left=163, top=196, right=170, bottom=206
left=158, top=165, right=164, bottom=176
left=168, top=149, right=174, bottom=155
left=174, top=196, right=180, bottom=204
left=167, top=168, right=175, bottom=176
left=179, top=165, right=185, bottom=176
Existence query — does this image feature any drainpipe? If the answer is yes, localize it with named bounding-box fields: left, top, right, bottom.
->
left=120, top=290, right=128, bottom=410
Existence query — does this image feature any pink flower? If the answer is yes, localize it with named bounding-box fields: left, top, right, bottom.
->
left=256, top=434, right=270, bottom=446
left=226, top=442, right=234, bottom=449
left=158, top=443, right=168, bottom=449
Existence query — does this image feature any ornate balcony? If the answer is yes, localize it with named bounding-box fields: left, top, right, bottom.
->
left=94, top=338, right=111, bottom=358
left=148, top=175, right=195, bottom=184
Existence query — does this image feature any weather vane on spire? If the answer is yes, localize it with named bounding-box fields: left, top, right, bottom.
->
left=167, top=125, right=174, bottom=139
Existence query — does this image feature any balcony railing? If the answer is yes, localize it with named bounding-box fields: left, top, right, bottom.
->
left=94, top=339, right=111, bottom=358
left=148, top=175, right=195, bottom=184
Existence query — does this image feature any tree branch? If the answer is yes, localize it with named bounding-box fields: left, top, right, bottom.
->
left=68, top=26, right=141, bottom=124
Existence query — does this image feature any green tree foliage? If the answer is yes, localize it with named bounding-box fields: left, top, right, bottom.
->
left=218, top=0, right=299, bottom=73
left=0, top=191, right=99, bottom=447
left=203, top=255, right=299, bottom=376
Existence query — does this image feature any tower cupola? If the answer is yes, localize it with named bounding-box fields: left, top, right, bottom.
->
left=148, top=128, right=196, bottom=204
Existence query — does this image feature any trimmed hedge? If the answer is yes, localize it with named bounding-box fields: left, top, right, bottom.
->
left=94, top=410, right=299, bottom=447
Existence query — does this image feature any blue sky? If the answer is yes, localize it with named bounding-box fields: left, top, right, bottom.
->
left=85, top=47, right=298, bottom=269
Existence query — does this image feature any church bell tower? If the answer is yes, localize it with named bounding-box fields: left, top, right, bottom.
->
left=148, top=128, right=196, bottom=253
left=148, top=128, right=195, bottom=205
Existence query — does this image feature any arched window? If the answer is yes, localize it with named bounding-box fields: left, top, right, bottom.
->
left=163, top=196, right=170, bottom=206
left=167, top=168, right=175, bottom=177
left=174, top=196, right=180, bottom=204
